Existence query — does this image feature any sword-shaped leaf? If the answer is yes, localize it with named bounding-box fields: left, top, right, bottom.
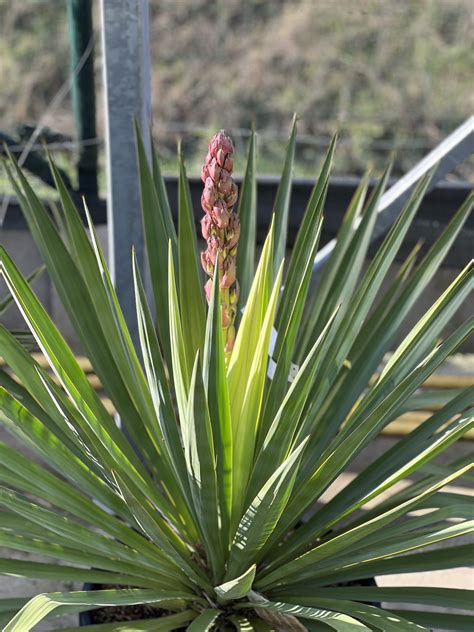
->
left=135, top=122, right=175, bottom=367
left=132, top=250, right=194, bottom=520
left=252, top=597, right=425, bottom=632
left=260, top=320, right=473, bottom=561
left=272, top=113, right=297, bottom=279
left=168, top=242, right=191, bottom=424
left=280, top=587, right=473, bottom=611
left=246, top=594, right=371, bottom=632
left=297, top=170, right=370, bottom=358
left=260, top=137, right=335, bottom=440
left=388, top=610, right=472, bottom=631
left=278, top=393, right=474, bottom=561
left=5, top=152, right=160, bottom=472
left=202, top=267, right=233, bottom=537
left=3, top=589, right=195, bottom=632
left=60, top=610, right=197, bottom=631
left=236, top=130, right=257, bottom=307
left=215, top=565, right=256, bottom=601
left=257, top=464, right=471, bottom=588
left=231, top=260, right=284, bottom=521
left=183, top=353, right=223, bottom=578
left=280, top=544, right=473, bottom=588
left=0, top=264, right=44, bottom=315
left=178, top=147, right=206, bottom=366
left=225, top=437, right=308, bottom=580
left=187, top=609, right=222, bottom=632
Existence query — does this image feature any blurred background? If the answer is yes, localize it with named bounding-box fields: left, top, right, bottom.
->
left=0, top=0, right=473, bottom=351
left=1, top=0, right=473, bottom=194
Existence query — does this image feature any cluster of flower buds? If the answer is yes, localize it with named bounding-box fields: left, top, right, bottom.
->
left=200, top=130, right=240, bottom=354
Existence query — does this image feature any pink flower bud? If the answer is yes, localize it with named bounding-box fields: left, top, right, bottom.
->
left=218, top=170, right=233, bottom=195
left=224, top=182, right=238, bottom=208
left=225, top=215, right=240, bottom=250
left=200, top=251, right=214, bottom=276
left=207, top=236, right=222, bottom=265
left=212, top=199, right=231, bottom=228
left=204, top=278, right=213, bottom=303
left=223, top=155, right=233, bottom=172
left=207, top=158, right=222, bottom=183
left=201, top=164, right=209, bottom=183
left=201, top=192, right=212, bottom=213
left=221, top=257, right=236, bottom=288
left=209, top=130, right=234, bottom=160
left=216, top=148, right=228, bottom=168
left=203, top=177, right=217, bottom=208
left=200, top=251, right=208, bottom=272
left=201, top=214, right=213, bottom=240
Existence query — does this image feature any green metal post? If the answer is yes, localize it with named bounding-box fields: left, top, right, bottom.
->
left=67, top=0, right=98, bottom=196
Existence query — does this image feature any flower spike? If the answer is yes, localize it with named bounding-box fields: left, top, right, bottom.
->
left=201, top=130, right=240, bottom=356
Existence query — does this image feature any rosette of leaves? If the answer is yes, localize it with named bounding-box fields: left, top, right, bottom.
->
left=0, top=119, right=472, bottom=631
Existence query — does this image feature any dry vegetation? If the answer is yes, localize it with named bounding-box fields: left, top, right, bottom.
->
left=1, top=0, right=473, bottom=176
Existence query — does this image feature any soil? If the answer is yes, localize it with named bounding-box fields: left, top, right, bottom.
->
left=79, top=584, right=186, bottom=628
left=328, top=577, right=379, bottom=607
left=80, top=578, right=379, bottom=626
left=87, top=603, right=177, bottom=625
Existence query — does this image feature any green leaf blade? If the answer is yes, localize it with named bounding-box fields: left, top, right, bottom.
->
left=236, top=130, right=257, bottom=307
left=272, top=113, right=297, bottom=279
left=215, top=565, right=256, bottom=601
left=178, top=148, right=206, bottom=367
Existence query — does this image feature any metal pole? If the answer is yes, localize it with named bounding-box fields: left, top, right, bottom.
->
left=313, top=116, right=474, bottom=276
left=100, top=0, right=151, bottom=345
left=67, top=0, right=98, bottom=197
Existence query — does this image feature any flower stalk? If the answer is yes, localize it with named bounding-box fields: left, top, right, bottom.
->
left=200, top=130, right=240, bottom=356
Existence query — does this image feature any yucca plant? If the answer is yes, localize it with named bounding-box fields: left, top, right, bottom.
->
left=0, top=119, right=473, bottom=631
left=0, top=265, right=43, bottom=350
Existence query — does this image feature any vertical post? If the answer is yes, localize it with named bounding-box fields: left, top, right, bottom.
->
left=100, top=0, right=151, bottom=344
left=67, top=0, right=98, bottom=197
